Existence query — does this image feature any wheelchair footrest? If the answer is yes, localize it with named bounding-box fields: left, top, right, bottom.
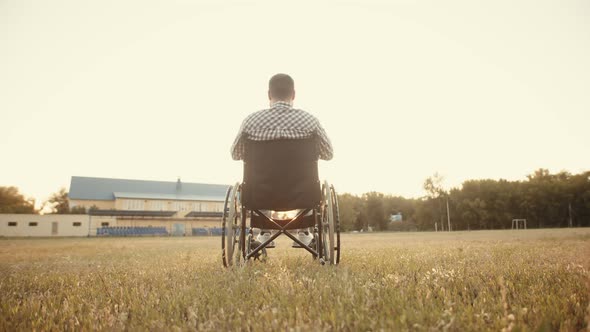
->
left=251, top=240, right=275, bottom=250
left=292, top=240, right=315, bottom=248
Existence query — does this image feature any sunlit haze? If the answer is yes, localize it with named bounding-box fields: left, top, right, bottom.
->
left=1, top=0, right=589, bottom=207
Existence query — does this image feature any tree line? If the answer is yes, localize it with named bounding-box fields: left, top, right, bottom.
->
left=337, top=169, right=590, bottom=231
left=2, top=168, right=589, bottom=231
left=0, top=187, right=86, bottom=214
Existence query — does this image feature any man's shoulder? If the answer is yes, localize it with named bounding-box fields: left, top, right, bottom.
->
left=242, top=108, right=269, bottom=124
left=291, top=107, right=319, bottom=122
left=300, top=109, right=322, bottom=128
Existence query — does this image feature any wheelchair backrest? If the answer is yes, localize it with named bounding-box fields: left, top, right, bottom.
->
left=242, top=138, right=322, bottom=210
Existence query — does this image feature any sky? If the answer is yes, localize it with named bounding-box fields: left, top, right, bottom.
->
left=1, top=0, right=589, bottom=207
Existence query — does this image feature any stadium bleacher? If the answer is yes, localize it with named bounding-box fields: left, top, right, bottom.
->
left=209, top=227, right=223, bottom=236
left=96, top=226, right=248, bottom=237
left=97, top=226, right=168, bottom=236
left=192, top=228, right=209, bottom=236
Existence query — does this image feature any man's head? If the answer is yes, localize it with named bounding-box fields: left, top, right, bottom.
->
left=268, top=73, right=295, bottom=102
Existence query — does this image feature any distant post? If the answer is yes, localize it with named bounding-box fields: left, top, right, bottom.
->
left=88, top=213, right=92, bottom=237
left=568, top=203, right=573, bottom=228
left=446, top=197, right=451, bottom=232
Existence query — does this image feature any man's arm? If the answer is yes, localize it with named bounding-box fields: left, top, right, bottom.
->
left=230, top=120, right=247, bottom=160
left=315, top=120, right=333, bottom=160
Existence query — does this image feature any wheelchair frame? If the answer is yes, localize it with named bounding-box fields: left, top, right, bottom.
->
left=222, top=180, right=341, bottom=266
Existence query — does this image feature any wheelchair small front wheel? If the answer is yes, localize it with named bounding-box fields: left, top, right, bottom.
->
left=247, top=232, right=267, bottom=262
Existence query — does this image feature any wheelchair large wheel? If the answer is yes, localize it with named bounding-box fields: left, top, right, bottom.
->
left=320, top=181, right=336, bottom=265
left=222, top=183, right=243, bottom=267
left=330, top=184, right=341, bottom=264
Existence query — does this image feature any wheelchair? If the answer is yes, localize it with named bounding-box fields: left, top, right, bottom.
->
left=222, top=138, right=341, bottom=266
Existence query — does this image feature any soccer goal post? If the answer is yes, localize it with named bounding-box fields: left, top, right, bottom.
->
left=511, top=219, right=527, bottom=230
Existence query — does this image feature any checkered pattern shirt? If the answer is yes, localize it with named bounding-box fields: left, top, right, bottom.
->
left=231, top=101, right=333, bottom=161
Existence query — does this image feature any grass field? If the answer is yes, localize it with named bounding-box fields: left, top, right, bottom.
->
left=1, top=229, right=589, bottom=331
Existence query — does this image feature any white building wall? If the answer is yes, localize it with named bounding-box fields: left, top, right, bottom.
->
left=0, top=214, right=90, bottom=237
left=0, top=213, right=223, bottom=237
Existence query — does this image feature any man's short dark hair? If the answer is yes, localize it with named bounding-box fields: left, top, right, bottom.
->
left=269, top=73, right=295, bottom=100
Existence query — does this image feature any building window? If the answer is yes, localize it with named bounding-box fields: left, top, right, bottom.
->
left=191, top=202, right=201, bottom=211
left=171, top=201, right=183, bottom=211
left=150, top=200, right=164, bottom=211
left=124, top=199, right=144, bottom=210
left=29, top=222, right=38, bottom=226
left=202, top=202, right=222, bottom=212
left=8, top=222, right=17, bottom=226
left=101, top=222, right=109, bottom=227
left=73, top=222, right=82, bottom=227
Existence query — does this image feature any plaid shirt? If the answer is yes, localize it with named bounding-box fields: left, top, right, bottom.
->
left=231, top=101, right=333, bottom=161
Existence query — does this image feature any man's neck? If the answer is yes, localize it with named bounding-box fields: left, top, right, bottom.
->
left=270, top=99, right=293, bottom=107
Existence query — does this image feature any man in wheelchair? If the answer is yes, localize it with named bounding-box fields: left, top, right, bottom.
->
left=223, top=73, right=340, bottom=266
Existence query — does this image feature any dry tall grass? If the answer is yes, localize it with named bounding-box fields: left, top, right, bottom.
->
left=1, top=229, right=589, bottom=331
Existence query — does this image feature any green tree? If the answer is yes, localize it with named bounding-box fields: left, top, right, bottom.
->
left=423, top=173, right=448, bottom=231
left=364, top=192, right=387, bottom=231
left=44, top=188, right=70, bottom=214
left=423, top=172, right=446, bottom=198
left=0, top=186, right=37, bottom=214
left=70, top=206, right=87, bottom=214
left=337, top=193, right=362, bottom=231
left=414, top=197, right=437, bottom=231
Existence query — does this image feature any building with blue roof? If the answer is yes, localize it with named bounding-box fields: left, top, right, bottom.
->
left=68, top=176, right=230, bottom=236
